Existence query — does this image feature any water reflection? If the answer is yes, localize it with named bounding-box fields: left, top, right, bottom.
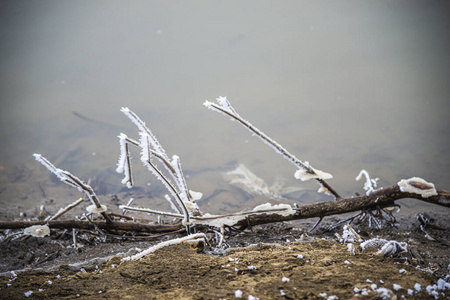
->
left=0, top=1, right=449, bottom=219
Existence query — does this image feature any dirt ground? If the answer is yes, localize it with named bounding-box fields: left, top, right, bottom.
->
left=1, top=213, right=449, bottom=299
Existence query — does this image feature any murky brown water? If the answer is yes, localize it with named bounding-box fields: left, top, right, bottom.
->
left=1, top=1, right=449, bottom=219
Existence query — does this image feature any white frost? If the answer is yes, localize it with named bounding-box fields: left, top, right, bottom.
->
left=235, top=290, right=243, bottom=298
left=397, top=177, right=437, bottom=198
left=189, top=190, right=203, bottom=201
left=122, top=233, right=206, bottom=261
left=225, top=164, right=271, bottom=196
left=295, top=167, right=332, bottom=181
left=252, top=203, right=295, bottom=217
left=86, top=204, right=107, bottom=214
left=339, top=225, right=362, bottom=243
left=355, top=169, right=379, bottom=195
left=24, top=225, right=50, bottom=237
left=414, top=283, right=422, bottom=292
left=360, top=238, right=388, bottom=252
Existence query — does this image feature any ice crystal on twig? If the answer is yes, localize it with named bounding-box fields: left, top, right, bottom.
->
left=204, top=97, right=339, bottom=198
left=116, top=127, right=193, bottom=225
left=116, top=107, right=299, bottom=240
left=33, top=154, right=110, bottom=222
left=356, top=169, right=380, bottom=195
left=122, top=233, right=206, bottom=261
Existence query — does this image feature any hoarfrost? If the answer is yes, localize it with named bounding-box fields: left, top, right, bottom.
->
left=225, top=164, right=271, bottom=196
left=347, top=243, right=355, bottom=256
left=375, top=287, right=393, bottom=299
left=116, top=133, right=133, bottom=188
left=414, top=283, right=422, bottom=292
left=205, top=97, right=336, bottom=197
left=397, top=177, right=437, bottom=198
left=120, top=107, right=166, bottom=155
left=235, top=290, right=243, bottom=298
left=86, top=204, right=107, bottom=214
left=355, top=169, right=379, bottom=195
left=189, top=190, right=203, bottom=201
left=122, top=233, right=206, bottom=261
left=252, top=203, right=295, bottom=217
left=24, top=225, right=50, bottom=237
left=339, top=225, right=362, bottom=243
left=295, top=166, right=332, bottom=181
left=360, top=238, right=389, bottom=252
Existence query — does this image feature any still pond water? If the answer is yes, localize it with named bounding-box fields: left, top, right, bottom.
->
left=0, top=1, right=449, bottom=219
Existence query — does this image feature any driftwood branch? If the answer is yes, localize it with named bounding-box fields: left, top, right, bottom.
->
left=0, top=219, right=182, bottom=233
left=235, top=185, right=450, bottom=229
left=2, top=186, right=447, bottom=233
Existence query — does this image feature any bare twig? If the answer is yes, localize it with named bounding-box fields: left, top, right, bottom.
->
left=46, top=198, right=84, bottom=222
left=0, top=220, right=183, bottom=233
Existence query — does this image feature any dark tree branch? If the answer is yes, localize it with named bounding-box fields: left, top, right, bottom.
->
left=2, top=185, right=447, bottom=234
left=234, top=185, right=450, bottom=229
left=0, top=220, right=183, bottom=233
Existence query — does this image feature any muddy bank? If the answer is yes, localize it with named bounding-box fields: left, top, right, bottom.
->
left=1, top=213, right=449, bottom=299
left=0, top=240, right=449, bottom=299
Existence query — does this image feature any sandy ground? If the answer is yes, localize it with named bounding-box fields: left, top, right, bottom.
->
left=1, top=213, right=449, bottom=299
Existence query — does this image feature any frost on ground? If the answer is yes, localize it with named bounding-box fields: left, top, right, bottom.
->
left=1, top=237, right=449, bottom=299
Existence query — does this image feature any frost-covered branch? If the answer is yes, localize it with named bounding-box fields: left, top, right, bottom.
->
left=33, top=154, right=112, bottom=223
left=4, top=178, right=448, bottom=234
left=117, top=107, right=201, bottom=227
left=122, top=233, right=207, bottom=261
left=230, top=179, right=450, bottom=229
left=204, top=97, right=340, bottom=199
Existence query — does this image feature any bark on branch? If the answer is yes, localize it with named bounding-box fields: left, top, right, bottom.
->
left=1, top=185, right=447, bottom=233
left=234, top=185, right=450, bottom=229
left=0, top=219, right=182, bottom=233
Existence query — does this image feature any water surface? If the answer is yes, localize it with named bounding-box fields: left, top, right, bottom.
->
left=1, top=1, right=449, bottom=219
